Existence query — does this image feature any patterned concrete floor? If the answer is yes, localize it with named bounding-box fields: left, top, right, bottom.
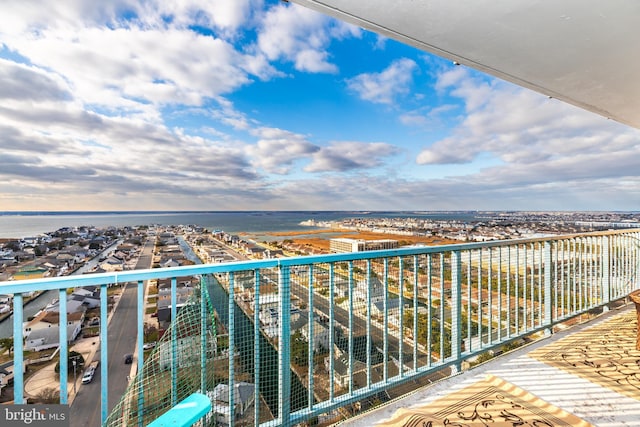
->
left=340, top=306, right=640, bottom=427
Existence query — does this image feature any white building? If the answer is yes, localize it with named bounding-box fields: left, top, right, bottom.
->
left=329, top=238, right=398, bottom=254
left=24, top=323, right=81, bottom=351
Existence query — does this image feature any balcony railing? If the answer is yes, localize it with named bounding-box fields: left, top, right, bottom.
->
left=1, top=229, right=638, bottom=426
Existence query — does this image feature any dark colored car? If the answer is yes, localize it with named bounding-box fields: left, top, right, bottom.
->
left=124, top=354, right=133, bottom=364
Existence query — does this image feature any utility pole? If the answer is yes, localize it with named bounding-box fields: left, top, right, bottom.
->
left=71, top=356, right=79, bottom=396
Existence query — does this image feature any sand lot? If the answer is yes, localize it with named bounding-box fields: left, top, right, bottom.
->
left=261, top=228, right=459, bottom=253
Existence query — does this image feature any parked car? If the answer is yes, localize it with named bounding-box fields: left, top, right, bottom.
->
left=81, top=361, right=99, bottom=384
left=143, top=342, right=156, bottom=350
left=81, top=368, right=95, bottom=384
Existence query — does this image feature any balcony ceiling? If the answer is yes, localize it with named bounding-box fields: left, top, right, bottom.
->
left=291, top=1, right=640, bottom=129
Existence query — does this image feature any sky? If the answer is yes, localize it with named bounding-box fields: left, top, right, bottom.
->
left=0, top=0, right=639, bottom=212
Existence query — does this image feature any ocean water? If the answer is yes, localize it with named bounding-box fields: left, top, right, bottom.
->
left=0, top=211, right=482, bottom=239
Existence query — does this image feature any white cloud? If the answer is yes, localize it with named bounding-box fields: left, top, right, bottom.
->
left=7, top=27, right=256, bottom=110
left=0, top=1, right=261, bottom=35
left=305, top=141, right=400, bottom=172
left=0, top=59, right=71, bottom=101
left=257, top=3, right=338, bottom=73
left=347, top=58, right=417, bottom=104
left=0, top=1, right=637, bottom=212
left=399, top=104, right=458, bottom=127
left=294, top=49, right=336, bottom=73
left=415, top=67, right=640, bottom=200
left=141, top=0, right=259, bottom=32
left=246, top=127, right=319, bottom=174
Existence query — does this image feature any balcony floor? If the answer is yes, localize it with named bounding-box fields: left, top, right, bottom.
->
left=340, top=304, right=640, bottom=427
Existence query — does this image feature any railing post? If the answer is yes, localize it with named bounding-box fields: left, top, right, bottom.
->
left=12, top=293, right=24, bottom=404
left=450, top=251, right=462, bottom=373
left=307, top=265, right=314, bottom=411
left=329, top=263, right=335, bottom=400
left=59, top=289, right=69, bottom=404
left=635, top=232, right=640, bottom=291
left=200, top=279, right=207, bottom=400
left=383, top=258, right=389, bottom=383
left=100, top=284, right=109, bottom=424
left=228, top=272, right=235, bottom=426
left=543, top=242, right=553, bottom=335
left=137, top=279, right=145, bottom=426
left=602, top=236, right=611, bottom=311
left=278, top=264, right=292, bottom=425
left=398, top=257, right=404, bottom=378
left=366, top=260, right=372, bottom=387
left=171, top=277, right=178, bottom=407
left=254, top=269, right=262, bottom=425
left=348, top=261, right=354, bottom=395
left=412, top=255, right=418, bottom=372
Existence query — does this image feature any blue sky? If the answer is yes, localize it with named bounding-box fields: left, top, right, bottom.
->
left=1, top=0, right=639, bottom=211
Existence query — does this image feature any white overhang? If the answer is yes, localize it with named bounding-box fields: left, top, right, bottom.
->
left=291, top=1, right=640, bottom=129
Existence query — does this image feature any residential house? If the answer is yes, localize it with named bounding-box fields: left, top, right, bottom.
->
left=161, top=258, right=181, bottom=268
left=326, top=355, right=367, bottom=389
left=99, top=255, right=125, bottom=272
left=70, top=287, right=100, bottom=308
left=371, top=298, right=401, bottom=317
left=245, top=245, right=266, bottom=258
left=0, top=257, right=16, bottom=271
left=0, top=361, right=26, bottom=398
left=210, top=382, right=256, bottom=426
left=23, top=311, right=85, bottom=339
left=0, top=248, right=14, bottom=258
left=256, top=296, right=290, bottom=326
left=56, top=253, right=75, bottom=265
left=45, top=288, right=94, bottom=313
left=0, top=361, right=11, bottom=396
left=156, top=277, right=195, bottom=290
left=69, top=293, right=100, bottom=310
left=300, top=319, right=330, bottom=353
left=156, top=286, right=195, bottom=327
left=24, top=323, right=81, bottom=351
left=45, top=296, right=90, bottom=314
left=353, top=276, right=385, bottom=304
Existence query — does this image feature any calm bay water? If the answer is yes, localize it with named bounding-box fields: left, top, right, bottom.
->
left=0, top=211, right=482, bottom=239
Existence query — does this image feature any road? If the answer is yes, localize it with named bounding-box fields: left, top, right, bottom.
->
left=70, top=238, right=154, bottom=427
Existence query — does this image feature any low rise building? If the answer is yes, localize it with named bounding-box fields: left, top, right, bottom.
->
left=329, top=238, right=398, bottom=254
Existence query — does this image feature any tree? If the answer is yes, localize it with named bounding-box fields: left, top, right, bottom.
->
left=0, top=337, right=13, bottom=355
left=5, top=240, right=21, bottom=251
left=291, top=331, right=309, bottom=366
left=55, top=351, right=85, bottom=374
left=35, top=387, right=60, bottom=404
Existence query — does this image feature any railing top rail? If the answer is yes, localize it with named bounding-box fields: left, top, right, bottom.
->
left=1, top=228, right=638, bottom=294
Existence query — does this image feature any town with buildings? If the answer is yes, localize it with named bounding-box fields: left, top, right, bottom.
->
left=0, top=211, right=639, bottom=424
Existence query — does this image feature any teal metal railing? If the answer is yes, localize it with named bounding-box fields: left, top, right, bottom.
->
left=1, top=230, right=638, bottom=426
